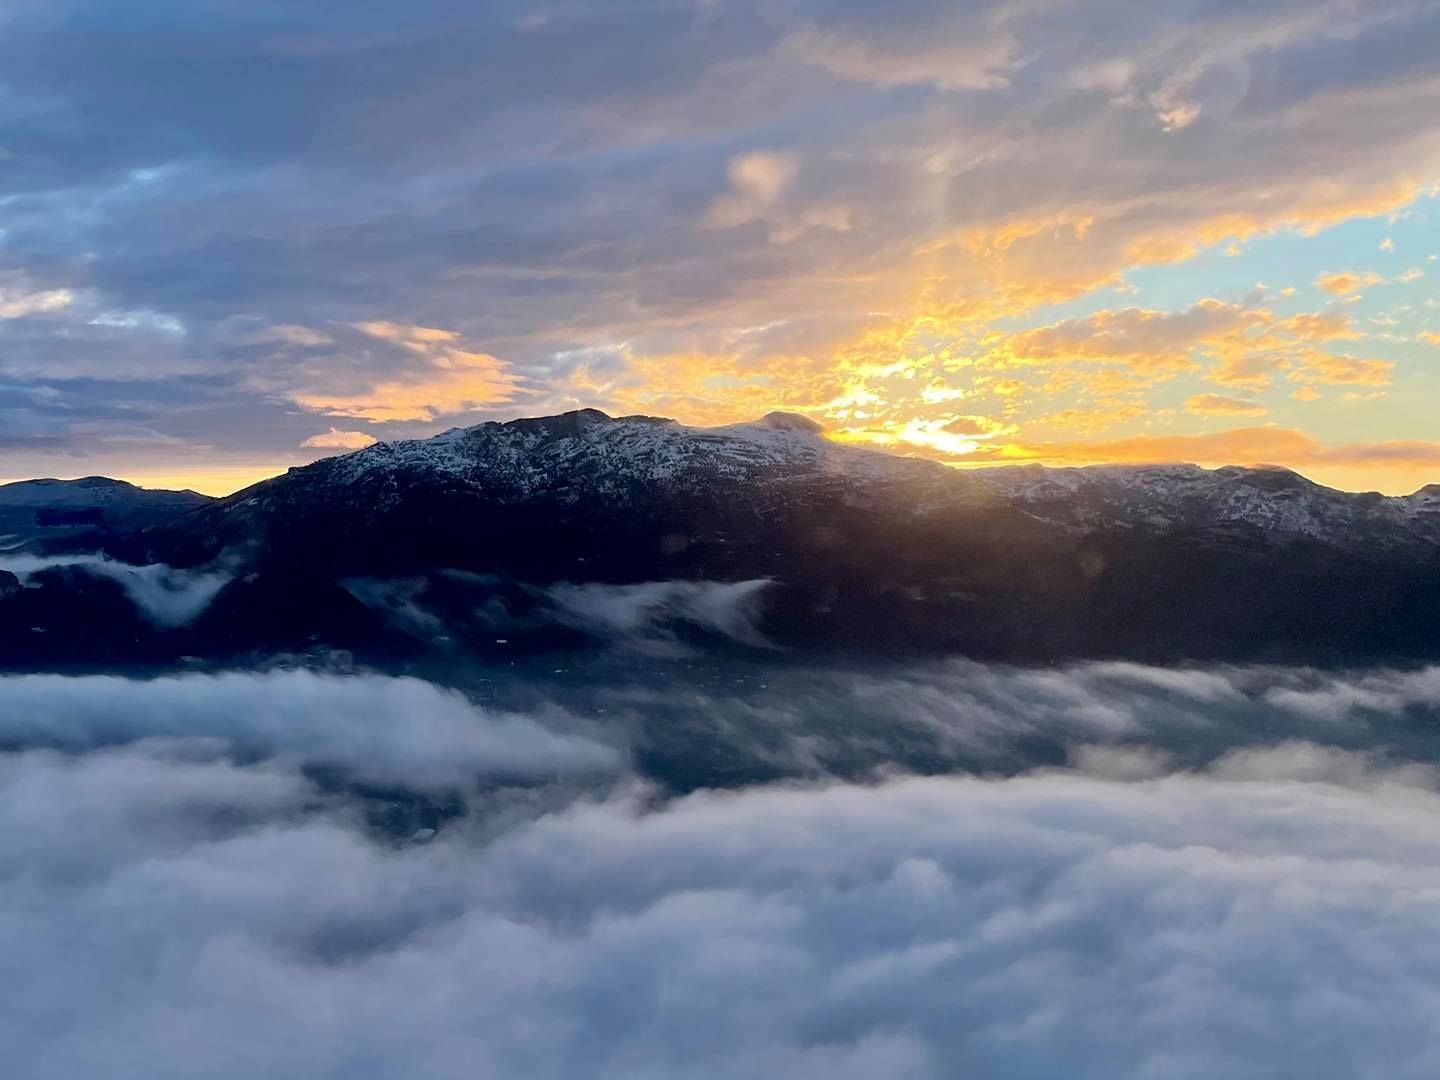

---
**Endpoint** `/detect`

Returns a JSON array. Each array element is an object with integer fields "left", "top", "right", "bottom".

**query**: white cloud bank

[
  {"left": 3, "top": 664, "right": 1440, "bottom": 1077},
  {"left": 3, "top": 749, "right": 1440, "bottom": 1075},
  {"left": 0, "top": 670, "right": 621, "bottom": 788}
]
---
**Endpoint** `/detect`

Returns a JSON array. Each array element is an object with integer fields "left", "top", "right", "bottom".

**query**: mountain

[
  {"left": 976, "top": 463, "right": 1440, "bottom": 548},
  {"left": 4, "top": 410, "right": 1440, "bottom": 668},
  {"left": 0, "top": 476, "right": 212, "bottom": 550}
]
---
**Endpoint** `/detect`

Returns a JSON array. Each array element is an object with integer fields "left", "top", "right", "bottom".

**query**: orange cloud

[
  {"left": 300, "top": 428, "right": 377, "bottom": 450},
  {"left": 1288, "top": 349, "right": 1392, "bottom": 387},
  {"left": 1186, "top": 394, "right": 1266, "bottom": 416},
  {"left": 291, "top": 323, "right": 523, "bottom": 423},
  {"left": 955, "top": 428, "right": 1440, "bottom": 495},
  {"left": 996, "top": 300, "right": 1266, "bottom": 372},
  {"left": 1270, "top": 310, "right": 1360, "bottom": 341},
  {"left": 1316, "top": 271, "right": 1382, "bottom": 296}
]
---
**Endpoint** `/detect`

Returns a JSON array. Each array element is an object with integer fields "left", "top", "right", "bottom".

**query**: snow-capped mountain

[
  {"left": 974, "top": 463, "right": 1440, "bottom": 548},
  {"left": 210, "top": 408, "right": 952, "bottom": 540},
  {"left": 5, "top": 409, "right": 1440, "bottom": 669},
  {"left": 319, "top": 409, "right": 946, "bottom": 493},
  {"left": 177, "top": 409, "right": 1440, "bottom": 559}
]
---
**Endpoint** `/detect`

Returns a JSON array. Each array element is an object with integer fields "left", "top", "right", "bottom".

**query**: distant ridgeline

[{"left": 3, "top": 410, "right": 1440, "bottom": 670}]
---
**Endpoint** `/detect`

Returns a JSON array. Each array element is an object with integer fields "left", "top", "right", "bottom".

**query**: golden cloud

[
  {"left": 289, "top": 323, "right": 523, "bottom": 423},
  {"left": 1316, "top": 271, "right": 1382, "bottom": 296},
  {"left": 995, "top": 301, "right": 1266, "bottom": 372},
  {"left": 953, "top": 428, "right": 1440, "bottom": 495},
  {"left": 1288, "top": 349, "right": 1393, "bottom": 387},
  {"left": 1186, "top": 394, "right": 1267, "bottom": 416},
  {"left": 300, "top": 428, "right": 378, "bottom": 450}
]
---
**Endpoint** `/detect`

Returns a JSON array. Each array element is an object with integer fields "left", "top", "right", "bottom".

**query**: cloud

[
  {"left": 703, "top": 150, "right": 838, "bottom": 242},
  {"left": 4, "top": 660, "right": 1440, "bottom": 1076},
  {"left": 301, "top": 427, "right": 378, "bottom": 450},
  {"left": 1263, "top": 667, "right": 1440, "bottom": 724},
  {"left": 965, "top": 426, "right": 1440, "bottom": 470},
  {"left": 285, "top": 323, "right": 523, "bottom": 423},
  {"left": 562, "top": 659, "right": 1440, "bottom": 787},
  {"left": 707, "top": 152, "right": 797, "bottom": 224},
  {"left": 338, "top": 576, "right": 779, "bottom": 656},
  {"left": 5, "top": 736, "right": 1440, "bottom": 1078},
  {"left": 245, "top": 323, "right": 335, "bottom": 347},
  {"left": 1185, "top": 393, "right": 1266, "bottom": 416},
  {"left": 543, "top": 579, "right": 775, "bottom": 654},
  {"left": 0, "top": 281, "right": 72, "bottom": 319},
  {"left": 784, "top": 24, "right": 1016, "bottom": 91},
  {"left": 1316, "top": 270, "right": 1383, "bottom": 296},
  {"left": 980, "top": 301, "right": 1376, "bottom": 398},
  {"left": 0, "top": 555, "right": 230, "bottom": 627},
  {"left": 996, "top": 301, "right": 1267, "bottom": 373},
  {"left": 3, "top": 0, "right": 1440, "bottom": 482},
  {"left": 1288, "top": 349, "right": 1392, "bottom": 387},
  {"left": 0, "top": 670, "right": 621, "bottom": 789}
]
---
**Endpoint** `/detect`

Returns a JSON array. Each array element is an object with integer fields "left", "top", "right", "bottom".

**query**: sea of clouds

[{"left": 4, "top": 662, "right": 1440, "bottom": 1078}]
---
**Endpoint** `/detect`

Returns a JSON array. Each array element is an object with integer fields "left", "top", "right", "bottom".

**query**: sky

[{"left": 1, "top": 0, "right": 1439, "bottom": 495}]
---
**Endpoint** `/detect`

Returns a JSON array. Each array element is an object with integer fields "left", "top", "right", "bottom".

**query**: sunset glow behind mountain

[{"left": 3, "top": 1, "right": 1438, "bottom": 494}]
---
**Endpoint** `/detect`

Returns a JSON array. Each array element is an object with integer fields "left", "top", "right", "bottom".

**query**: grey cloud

[
  {"left": 569, "top": 660, "right": 1440, "bottom": 785},
  {"left": 341, "top": 576, "right": 778, "bottom": 656},
  {"left": 1264, "top": 666, "right": 1440, "bottom": 722},
  {"left": 1209, "top": 740, "right": 1440, "bottom": 789},
  {"left": 544, "top": 579, "right": 776, "bottom": 653}
]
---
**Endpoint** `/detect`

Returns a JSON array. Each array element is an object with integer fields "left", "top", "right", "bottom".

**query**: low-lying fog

[{"left": 5, "top": 657, "right": 1440, "bottom": 1078}]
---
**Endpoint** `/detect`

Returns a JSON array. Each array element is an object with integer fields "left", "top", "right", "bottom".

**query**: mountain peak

[
  {"left": 496, "top": 408, "right": 613, "bottom": 435},
  {"left": 483, "top": 408, "right": 682, "bottom": 439},
  {"left": 2, "top": 476, "right": 137, "bottom": 493},
  {"left": 748, "top": 411, "right": 825, "bottom": 435}
]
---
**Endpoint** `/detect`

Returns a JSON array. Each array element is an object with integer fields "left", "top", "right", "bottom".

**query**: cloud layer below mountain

[{"left": 5, "top": 661, "right": 1440, "bottom": 1078}]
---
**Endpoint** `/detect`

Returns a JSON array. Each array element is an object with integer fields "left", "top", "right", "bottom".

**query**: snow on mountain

[
  {"left": 969, "top": 462, "right": 1439, "bottom": 547},
  {"left": 236, "top": 410, "right": 946, "bottom": 514},
  {"left": 240, "top": 410, "right": 1438, "bottom": 551}
]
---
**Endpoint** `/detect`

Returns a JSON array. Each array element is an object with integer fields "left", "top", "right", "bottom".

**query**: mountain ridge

[
  {"left": 204, "top": 409, "right": 1439, "bottom": 553},
  {"left": 4, "top": 408, "right": 1439, "bottom": 669}
]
